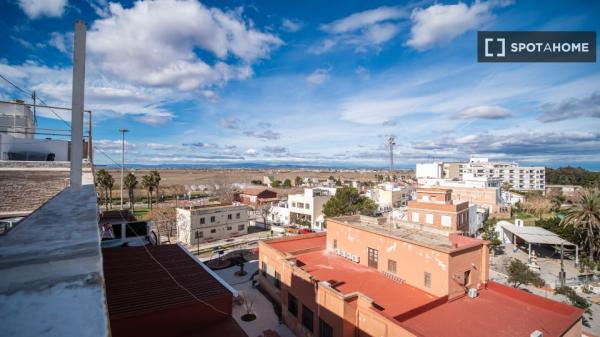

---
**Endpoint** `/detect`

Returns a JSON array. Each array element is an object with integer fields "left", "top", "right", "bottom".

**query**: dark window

[
  {"left": 228, "top": 214, "right": 232, "bottom": 220},
  {"left": 200, "top": 217, "right": 205, "bottom": 224},
  {"left": 125, "top": 222, "right": 148, "bottom": 238},
  {"left": 368, "top": 247, "right": 379, "bottom": 269},
  {"left": 388, "top": 259, "right": 397, "bottom": 274},
  {"left": 301, "top": 305, "right": 314, "bottom": 332},
  {"left": 424, "top": 272, "right": 431, "bottom": 288},
  {"left": 319, "top": 319, "right": 333, "bottom": 337},
  {"left": 464, "top": 270, "right": 471, "bottom": 286},
  {"left": 333, "top": 239, "right": 337, "bottom": 249},
  {"left": 288, "top": 293, "right": 297, "bottom": 316},
  {"left": 112, "top": 224, "right": 122, "bottom": 239},
  {"left": 210, "top": 229, "right": 216, "bottom": 234},
  {"left": 238, "top": 224, "right": 245, "bottom": 231},
  {"left": 262, "top": 261, "right": 267, "bottom": 276},
  {"left": 195, "top": 230, "right": 203, "bottom": 239},
  {"left": 236, "top": 213, "right": 241, "bottom": 219},
  {"left": 210, "top": 216, "right": 216, "bottom": 222},
  {"left": 227, "top": 226, "right": 232, "bottom": 231},
  {"left": 275, "top": 271, "right": 281, "bottom": 289}
]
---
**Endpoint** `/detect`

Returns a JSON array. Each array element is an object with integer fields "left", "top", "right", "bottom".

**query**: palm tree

[
  {"left": 105, "top": 173, "right": 115, "bottom": 209},
  {"left": 95, "top": 169, "right": 109, "bottom": 208},
  {"left": 150, "top": 170, "right": 161, "bottom": 205},
  {"left": 123, "top": 172, "right": 138, "bottom": 211},
  {"left": 141, "top": 174, "right": 154, "bottom": 210},
  {"left": 561, "top": 189, "right": 600, "bottom": 260}
]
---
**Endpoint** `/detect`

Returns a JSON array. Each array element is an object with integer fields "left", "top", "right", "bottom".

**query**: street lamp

[{"left": 119, "top": 129, "right": 128, "bottom": 209}]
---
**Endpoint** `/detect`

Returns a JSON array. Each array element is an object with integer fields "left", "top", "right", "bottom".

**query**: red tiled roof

[
  {"left": 265, "top": 233, "right": 326, "bottom": 254},
  {"left": 241, "top": 187, "right": 273, "bottom": 196},
  {"left": 400, "top": 281, "right": 583, "bottom": 337},
  {"left": 296, "top": 249, "right": 437, "bottom": 317},
  {"left": 102, "top": 245, "right": 231, "bottom": 318}
]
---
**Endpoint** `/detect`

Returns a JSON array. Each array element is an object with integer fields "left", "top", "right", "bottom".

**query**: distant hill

[
  {"left": 546, "top": 166, "right": 600, "bottom": 187},
  {"left": 94, "top": 162, "right": 416, "bottom": 171}
]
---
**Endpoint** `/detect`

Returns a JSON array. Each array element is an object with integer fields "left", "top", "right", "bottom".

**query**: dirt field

[{"left": 106, "top": 168, "right": 414, "bottom": 189}]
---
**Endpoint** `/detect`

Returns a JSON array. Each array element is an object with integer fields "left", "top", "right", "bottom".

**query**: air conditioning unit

[
  {"left": 352, "top": 255, "right": 360, "bottom": 263},
  {"left": 335, "top": 248, "right": 341, "bottom": 255},
  {"left": 467, "top": 288, "right": 478, "bottom": 298}
]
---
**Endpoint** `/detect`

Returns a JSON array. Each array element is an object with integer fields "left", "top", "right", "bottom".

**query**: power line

[{"left": 0, "top": 73, "right": 31, "bottom": 96}]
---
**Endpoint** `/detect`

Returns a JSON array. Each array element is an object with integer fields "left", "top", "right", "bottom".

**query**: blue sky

[{"left": 1, "top": 0, "right": 599, "bottom": 168}]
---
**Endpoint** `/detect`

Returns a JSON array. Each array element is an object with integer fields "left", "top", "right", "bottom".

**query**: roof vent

[
  {"left": 467, "top": 288, "right": 478, "bottom": 298},
  {"left": 530, "top": 330, "right": 543, "bottom": 337}
]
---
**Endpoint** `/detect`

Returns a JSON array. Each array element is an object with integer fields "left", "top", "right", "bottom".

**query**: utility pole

[
  {"left": 387, "top": 135, "right": 396, "bottom": 177},
  {"left": 87, "top": 111, "right": 92, "bottom": 162},
  {"left": 32, "top": 91, "right": 37, "bottom": 126},
  {"left": 119, "top": 129, "right": 128, "bottom": 209},
  {"left": 70, "top": 20, "right": 87, "bottom": 190}
]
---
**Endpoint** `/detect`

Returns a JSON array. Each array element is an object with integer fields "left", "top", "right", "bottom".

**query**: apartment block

[
  {"left": 406, "top": 188, "right": 470, "bottom": 232},
  {"left": 368, "top": 182, "right": 414, "bottom": 212},
  {"left": 176, "top": 204, "right": 250, "bottom": 244},
  {"left": 287, "top": 188, "right": 335, "bottom": 231},
  {"left": 258, "top": 216, "right": 583, "bottom": 337}
]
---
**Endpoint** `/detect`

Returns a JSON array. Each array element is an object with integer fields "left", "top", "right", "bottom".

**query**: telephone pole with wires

[
  {"left": 119, "top": 129, "right": 128, "bottom": 209},
  {"left": 387, "top": 135, "right": 396, "bottom": 175}
]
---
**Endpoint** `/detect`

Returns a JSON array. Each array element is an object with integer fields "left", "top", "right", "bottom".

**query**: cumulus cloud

[
  {"left": 407, "top": 1, "right": 511, "bottom": 50},
  {"left": 87, "top": 0, "right": 282, "bottom": 91},
  {"left": 453, "top": 105, "right": 513, "bottom": 119},
  {"left": 244, "top": 130, "right": 281, "bottom": 140},
  {"left": 18, "top": 0, "right": 67, "bottom": 19},
  {"left": 219, "top": 117, "right": 241, "bottom": 129},
  {"left": 48, "top": 32, "right": 72, "bottom": 54},
  {"left": 312, "top": 6, "right": 406, "bottom": 54},
  {"left": 306, "top": 68, "right": 330, "bottom": 84},
  {"left": 539, "top": 92, "right": 600, "bottom": 123},
  {"left": 245, "top": 148, "right": 258, "bottom": 156},
  {"left": 281, "top": 18, "right": 303, "bottom": 32}
]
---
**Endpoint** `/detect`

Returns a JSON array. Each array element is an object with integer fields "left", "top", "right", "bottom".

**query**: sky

[{"left": 0, "top": 0, "right": 599, "bottom": 169}]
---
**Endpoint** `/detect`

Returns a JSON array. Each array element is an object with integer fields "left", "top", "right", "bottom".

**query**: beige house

[
  {"left": 176, "top": 204, "right": 250, "bottom": 244},
  {"left": 287, "top": 188, "right": 335, "bottom": 231}
]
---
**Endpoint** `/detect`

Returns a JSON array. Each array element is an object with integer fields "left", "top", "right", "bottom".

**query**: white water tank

[{"left": 468, "top": 288, "right": 478, "bottom": 298}]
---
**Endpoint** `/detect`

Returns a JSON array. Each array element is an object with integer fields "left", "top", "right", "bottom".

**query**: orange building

[
  {"left": 407, "top": 188, "right": 470, "bottom": 232},
  {"left": 258, "top": 216, "right": 583, "bottom": 337}
]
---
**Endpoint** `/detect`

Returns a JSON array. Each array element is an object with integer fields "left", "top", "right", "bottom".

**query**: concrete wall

[
  {"left": 0, "top": 133, "right": 70, "bottom": 161},
  {"left": 0, "top": 169, "right": 69, "bottom": 214},
  {"left": 406, "top": 200, "right": 469, "bottom": 232}
]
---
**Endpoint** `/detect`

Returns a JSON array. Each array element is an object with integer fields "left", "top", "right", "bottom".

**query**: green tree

[
  {"left": 271, "top": 180, "right": 282, "bottom": 188},
  {"left": 481, "top": 219, "right": 501, "bottom": 255},
  {"left": 561, "top": 189, "right": 600, "bottom": 260},
  {"left": 95, "top": 169, "right": 114, "bottom": 209},
  {"left": 506, "top": 258, "right": 545, "bottom": 289},
  {"left": 283, "top": 179, "right": 292, "bottom": 188},
  {"left": 555, "top": 285, "right": 592, "bottom": 314},
  {"left": 141, "top": 174, "right": 155, "bottom": 210},
  {"left": 551, "top": 194, "right": 566, "bottom": 212},
  {"left": 295, "top": 176, "right": 303, "bottom": 187},
  {"left": 150, "top": 170, "right": 161, "bottom": 204},
  {"left": 123, "top": 172, "right": 138, "bottom": 211},
  {"left": 502, "top": 181, "right": 512, "bottom": 192},
  {"left": 323, "top": 187, "right": 377, "bottom": 217}
]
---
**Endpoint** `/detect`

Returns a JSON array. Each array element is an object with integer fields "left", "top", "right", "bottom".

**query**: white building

[
  {"left": 418, "top": 157, "right": 545, "bottom": 191},
  {"left": 287, "top": 187, "right": 336, "bottom": 231},
  {"left": 176, "top": 204, "right": 250, "bottom": 245},
  {"left": 367, "top": 182, "right": 414, "bottom": 212},
  {"left": 269, "top": 200, "right": 291, "bottom": 225},
  {"left": 416, "top": 162, "right": 444, "bottom": 179},
  {"left": 0, "top": 100, "right": 71, "bottom": 161}
]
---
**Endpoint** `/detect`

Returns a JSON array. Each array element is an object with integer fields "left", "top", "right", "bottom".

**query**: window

[
  {"left": 333, "top": 239, "right": 337, "bottom": 249},
  {"left": 412, "top": 212, "right": 420, "bottom": 222},
  {"left": 227, "top": 226, "right": 232, "bottom": 231},
  {"left": 210, "top": 216, "right": 216, "bottom": 222},
  {"left": 288, "top": 293, "right": 298, "bottom": 316},
  {"left": 262, "top": 261, "right": 267, "bottom": 276},
  {"left": 125, "top": 222, "right": 148, "bottom": 237},
  {"left": 200, "top": 217, "right": 205, "bottom": 224},
  {"left": 305, "top": 204, "right": 310, "bottom": 210},
  {"left": 292, "top": 202, "right": 296, "bottom": 207},
  {"left": 275, "top": 271, "right": 281, "bottom": 289},
  {"left": 425, "top": 213, "right": 434, "bottom": 224},
  {"left": 424, "top": 272, "right": 431, "bottom": 288},
  {"left": 441, "top": 215, "right": 451, "bottom": 227},
  {"left": 228, "top": 214, "right": 232, "bottom": 220},
  {"left": 236, "top": 212, "right": 240, "bottom": 219},
  {"left": 195, "top": 230, "right": 203, "bottom": 239},
  {"left": 301, "top": 305, "right": 314, "bottom": 332},
  {"left": 238, "top": 224, "right": 245, "bottom": 231},
  {"left": 319, "top": 319, "right": 333, "bottom": 337},
  {"left": 368, "top": 247, "right": 379, "bottom": 269},
  {"left": 210, "top": 229, "right": 216, "bottom": 234},
  {"left": 388, "top": 259, "right": 397, "bottom": 274}
]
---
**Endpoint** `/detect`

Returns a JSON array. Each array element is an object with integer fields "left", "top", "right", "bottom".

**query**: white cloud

[
  {"left": 321, "top": 6, "right": 405, "bottom": 34},
  {"left": 355, "top": 66, "right": 370, "bottom": 80},
  {"left": 219, "top": 117, "right": 241, "bottom": 129},
  {"left": 48, "top": 32, "right": 72, "bottom": 54},
  {"left": 18, "top": 0, "right": 67, "bottom": 19},
  {"left": 454, "top": 105, "right": 513, "bottom": 119},
  {"left": 281, "top": 18, "right": 303, "bottom": 32},
  {"left": 407, "top": 1, "right": 510, "bottom": 50},
  {"left": 87, "top": 0, "right": 282, "bottom": 91},
  {"left": 245, "top": 148, "right": 257, "bottom": 156},
  {"left": 306, "top": 68, "right": 330, "bottom": 85},
  {"left": 314, "top": 6, "right": 406, "bottom": 53}
]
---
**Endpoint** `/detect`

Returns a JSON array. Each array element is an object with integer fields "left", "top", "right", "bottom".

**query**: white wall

[
  {"left": 0, "top": 133, "right": 69, "bottom": 161},
  {"left": 416, "top": 162, "right": 443, "bottom": 179}
]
